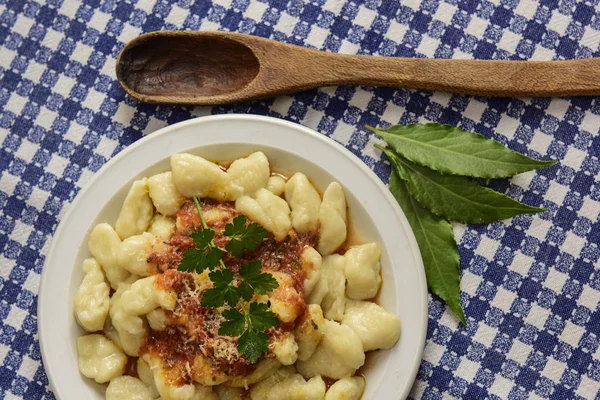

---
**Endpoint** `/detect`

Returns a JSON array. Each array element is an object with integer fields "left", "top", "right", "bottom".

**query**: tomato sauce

[{"left": 141, "top": 199, "right": 317, "bottom": 386}]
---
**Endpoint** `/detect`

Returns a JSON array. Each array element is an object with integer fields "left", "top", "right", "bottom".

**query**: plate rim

[{"left": 38, "top": 114, "right": 428, "bottom": 399}]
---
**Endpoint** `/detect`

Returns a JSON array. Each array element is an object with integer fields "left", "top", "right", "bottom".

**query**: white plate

[{"left": 38, "top": 114, "right": 428, "bottom": 400}]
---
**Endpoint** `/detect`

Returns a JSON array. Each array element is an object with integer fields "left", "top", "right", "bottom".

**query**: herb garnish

[
  {"left": 177, "top": 196, "right": 279, "bottom": 363},
  {"left": 371, "top": 123, "right": 556, "bottom": 324}
]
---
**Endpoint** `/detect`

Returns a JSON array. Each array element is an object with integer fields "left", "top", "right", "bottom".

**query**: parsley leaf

[
  {"left": 177, "top": 228, "right": 222, "bottom": 273},
  {"left": 248, "top": 302, "right": 279, "bottom": 331},
  {"left": 190, "top": 229, "right": 215, "bottom": 249},
  {"left": 238, "top": 260, "right": 279, "bottom": 297},
  {"left": 224, "top": 215, "right": 268, "bottom": 257},
  {"left": 178, "top": 245, "right": 222, "bottom": 273},
  {"left": 178, "top": 248, "right": 206, "bottom": 273},
  {"left": 218, "top": 308, "right": 246, "bottom": 337},
  {"left": 178, "top": 246, "right": 222, "bottom": 273},
  {"left": 238, "top": 328, "right": 270, "bottom": 364},
  {"left": 201, "top": 269, "right": 240, "bottom": 307}
]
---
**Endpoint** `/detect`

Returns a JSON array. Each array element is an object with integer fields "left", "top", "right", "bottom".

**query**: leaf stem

[
  {"left": 193, "top": 194, "right": 227, "bottom": 269},
  {"left": 238, "top": 299, "right": 252, "bottom": 330},
  {"left": 193, "top": 195, "right": 209, "bottom": 229}
]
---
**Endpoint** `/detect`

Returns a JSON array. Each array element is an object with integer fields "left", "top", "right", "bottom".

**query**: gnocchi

[
  {"left": 115, "top": 178, "right": 155, "bottom": 240},
  {"left": 137, "top": 358, "right": 160, "bottom": 398},
  {"left": 74, "top": 258, "right": 110, "bottom": 332},
  {"left": 106, "top": 376, "right": 156, "bottom": 400},
  {"left": 118, "top": 232, "right": 169, "bottom": 276},
  {"left": 88, "top": 223, "right": 129, "bottom": 289},
  {"left": 171, "top": 153, "right": 242, "bottom": 201},
  {"left": 77, "top": 151, "right": 401, "bottom": 400},
  {"left": 249, "top": 365, "right": 297, "bottom": 400},
  {"left": 266, "top": 175, "right": 286, "bottom": 196},
  {"left": 295, "top": 305, "right": 326, "bottom": 361},
  {"left": 324, "top": 377, "right": 365, "bottom": 400},
  {"left": 267, "top": 374, "right": 326, "bottom": 400},
  {"left": 320, "top": 254, "right": 346, "bottom": 321},
  {"left": 214, "top": 385, "right": 243, "bottom": 400},
  {"left": 77, "top": 334, "right": 127, "bottom": 383},
  {"left": 108, "top": 280, "right": 147, "bottom": 356},
  {"left": 342, "top": 300, "right": 401, "bottom": 352},
  {"left": 148, "top": 213, "right": 176, "bottom": 242},
  {"left": 272, "top": 331, "right": 299, "bottom": 365},
  {"left": 297, "top": 320, "right": 364, "bottom": 380},
  {"left": 285, "top": 173, "right": 321, "bottom": 233},
  {"left": 147, "top": 171, "right": 185, "bottom": 216},
  {"left": 145, "top": 355, "right": 220, "bottom": 399},
  {"left": 317, "top": 182, "right": 347, "bottom": 256},
  {"left": 344, "top": 243, "right": 382, "bottom": 300},
  {"left": 227, "top": 151, "right": 270, "bottom": 196},
  {"left": 235, "top": 189, "right": 292, "bottom": 241},
  {"left": 111, "top": 276, "right": 176, "bottom": 337}
]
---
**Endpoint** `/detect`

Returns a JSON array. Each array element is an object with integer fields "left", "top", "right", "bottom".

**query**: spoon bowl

[
  {"left": 117, "top": 31, "right": 600, "bottom": 105},
  {"left": 118, "top": 33, "right": 260, "bottom": 98}
]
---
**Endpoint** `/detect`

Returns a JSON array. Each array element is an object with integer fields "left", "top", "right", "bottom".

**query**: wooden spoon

[{"left": 116, "top": 31, "right": 600, "bottom": 105}]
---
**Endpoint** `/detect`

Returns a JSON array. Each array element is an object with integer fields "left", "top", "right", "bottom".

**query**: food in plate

[{"left": 74, "top": 151, "right": 401, "bottom": 400}]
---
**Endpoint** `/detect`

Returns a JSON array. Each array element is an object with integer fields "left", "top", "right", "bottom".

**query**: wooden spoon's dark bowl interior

[{"left": 117, "top": 35, "right": 260, "bottom": 98}]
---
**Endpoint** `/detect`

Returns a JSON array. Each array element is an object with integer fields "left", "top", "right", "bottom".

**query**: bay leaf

[
  {"left": 381, "top": 147, "right": 545, "bottom": 224},
  {"left": 389, "top": 170, "right": 465, "bottom": 324},
  {"left": 370, "top": 123, "right": 556, "bottom": 179}
]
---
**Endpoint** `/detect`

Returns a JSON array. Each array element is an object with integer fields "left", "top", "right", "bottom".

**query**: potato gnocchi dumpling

[
  {"left": 144, "top": 355, "right": 220, "bottom": 399},
  {"left": 171, "top": 153, "right": 242, "bottom": 201},
  {"left": 268, "top": 271, "right": 304, "bottom": 323},
  {"left": 320, "top": 254, "right": 346, "bottom": 321},
  {"left": 266, "top": 175, "right": 286, "bottom": 196},
  {"left": 148, "top": 213, "right": 176, "bottom": 242},
  {"left": 88, "top": 223, "right": 129, "bottom": 289},
  {"left": 325, "top": 376, "right": 365, "bottom": 400},
  {"left": 118, "top": 232, "right": 170, "bottom": 276},
  {"left": 111, "top": 276, "right": 176, "bottom": 337},
  {"left": 74, "top": 258, "right": 110, "bottom": 332},
  {"left": 225, "top": 359, "right": 283, "bottom": 388},
  {"left": 317, "top": 182, "right": 347, "bottom": 256},
  {"left": 301, "top": 247, "right": 322, "bottom": 297},
  {"left": 108, "top": 280, "right": 147, "bottom": 356},
  {"left": 214, "top": 385, "right": 243, "bottom": 400},
  {"left": 342, "top": 300, "right": 401, "bottom": 352},
  {"left": 249, "top": 365, "right": 297, "bottom": 400},
  {"left": 297, "top": 320, "right": 364, "bottom": 380},
  {"left": 137, "top": 358, "right": 160, "bottom": 398},
  {"left": 295, "top": 304, "right": 326, "bottom": 361},
  {"left": 235, "top": 189, "right": 292, "bottom": 241},
  {"left": 271, "top": 331, "right": 299, "bottom": 365},
  {"left": 227, "top": 151, "right": 270, "bottom": 196},
  {"left": 77, "top": 334, "right": 127, "bottom": 383},
  {"left": 146, "top": 308, "right": 168, "bottom": 331},
  {"left": 148, "top": 171, "right": 185, "bottom": 216},
  {"left": 267, "top": 374, "right": 326, "bottom": 400},
  {"left": 344, "top": 243, "right": 382, "bottom": 300},
  {"left": 105, "top": 376, "right": 156, "bottom": 400},
  {"left": 285, "top": 173, "right": 321, "bottom": 233},
  {"left": 77, "top": 151, "right": 401, "bottom": 400},
  {"left": 115, "top": 178, "right": 154, "bottom": 240}
]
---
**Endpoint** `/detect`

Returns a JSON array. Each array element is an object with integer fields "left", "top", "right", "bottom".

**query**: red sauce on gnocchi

[{"left": 141, "top": 200, "right": 317, "bottom": 386}]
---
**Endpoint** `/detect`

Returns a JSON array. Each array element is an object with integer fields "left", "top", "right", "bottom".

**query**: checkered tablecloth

[{"left": 1, "top": 0, "right": 600, "bottom": 399}]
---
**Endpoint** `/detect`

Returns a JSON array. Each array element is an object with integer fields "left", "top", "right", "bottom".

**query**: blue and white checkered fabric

[{"left": 1, "top": 0, "right": 600, "bottom": 398}]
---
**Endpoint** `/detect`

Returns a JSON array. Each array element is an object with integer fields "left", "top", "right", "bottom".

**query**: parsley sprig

[{"left": 177, "top": 196, "right": 279, "bottom": 363}]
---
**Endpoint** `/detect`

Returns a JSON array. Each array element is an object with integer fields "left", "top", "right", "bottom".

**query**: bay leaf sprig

[
  {"left": 177, "top": 196, "right": 279, "bottom": 363},
  {"left": 389, "top": 170, "right": 464, "bottom": 323},
  {"left": 381, "top": 147, "right": 545, "bottom": 224},
  {"left": 371, "top": 123, "right": 555, "bottom": 178},
  {"left": 372, "top": 123, "right": 556, "bottom": 324}
]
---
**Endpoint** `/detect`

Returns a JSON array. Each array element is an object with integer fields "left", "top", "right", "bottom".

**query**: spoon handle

[
  {"left": 311, "top": 54, "right": 600, "bottom": 97},
  {"left": 237, "top": 33, "right": 600, "bottom": 98}
]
